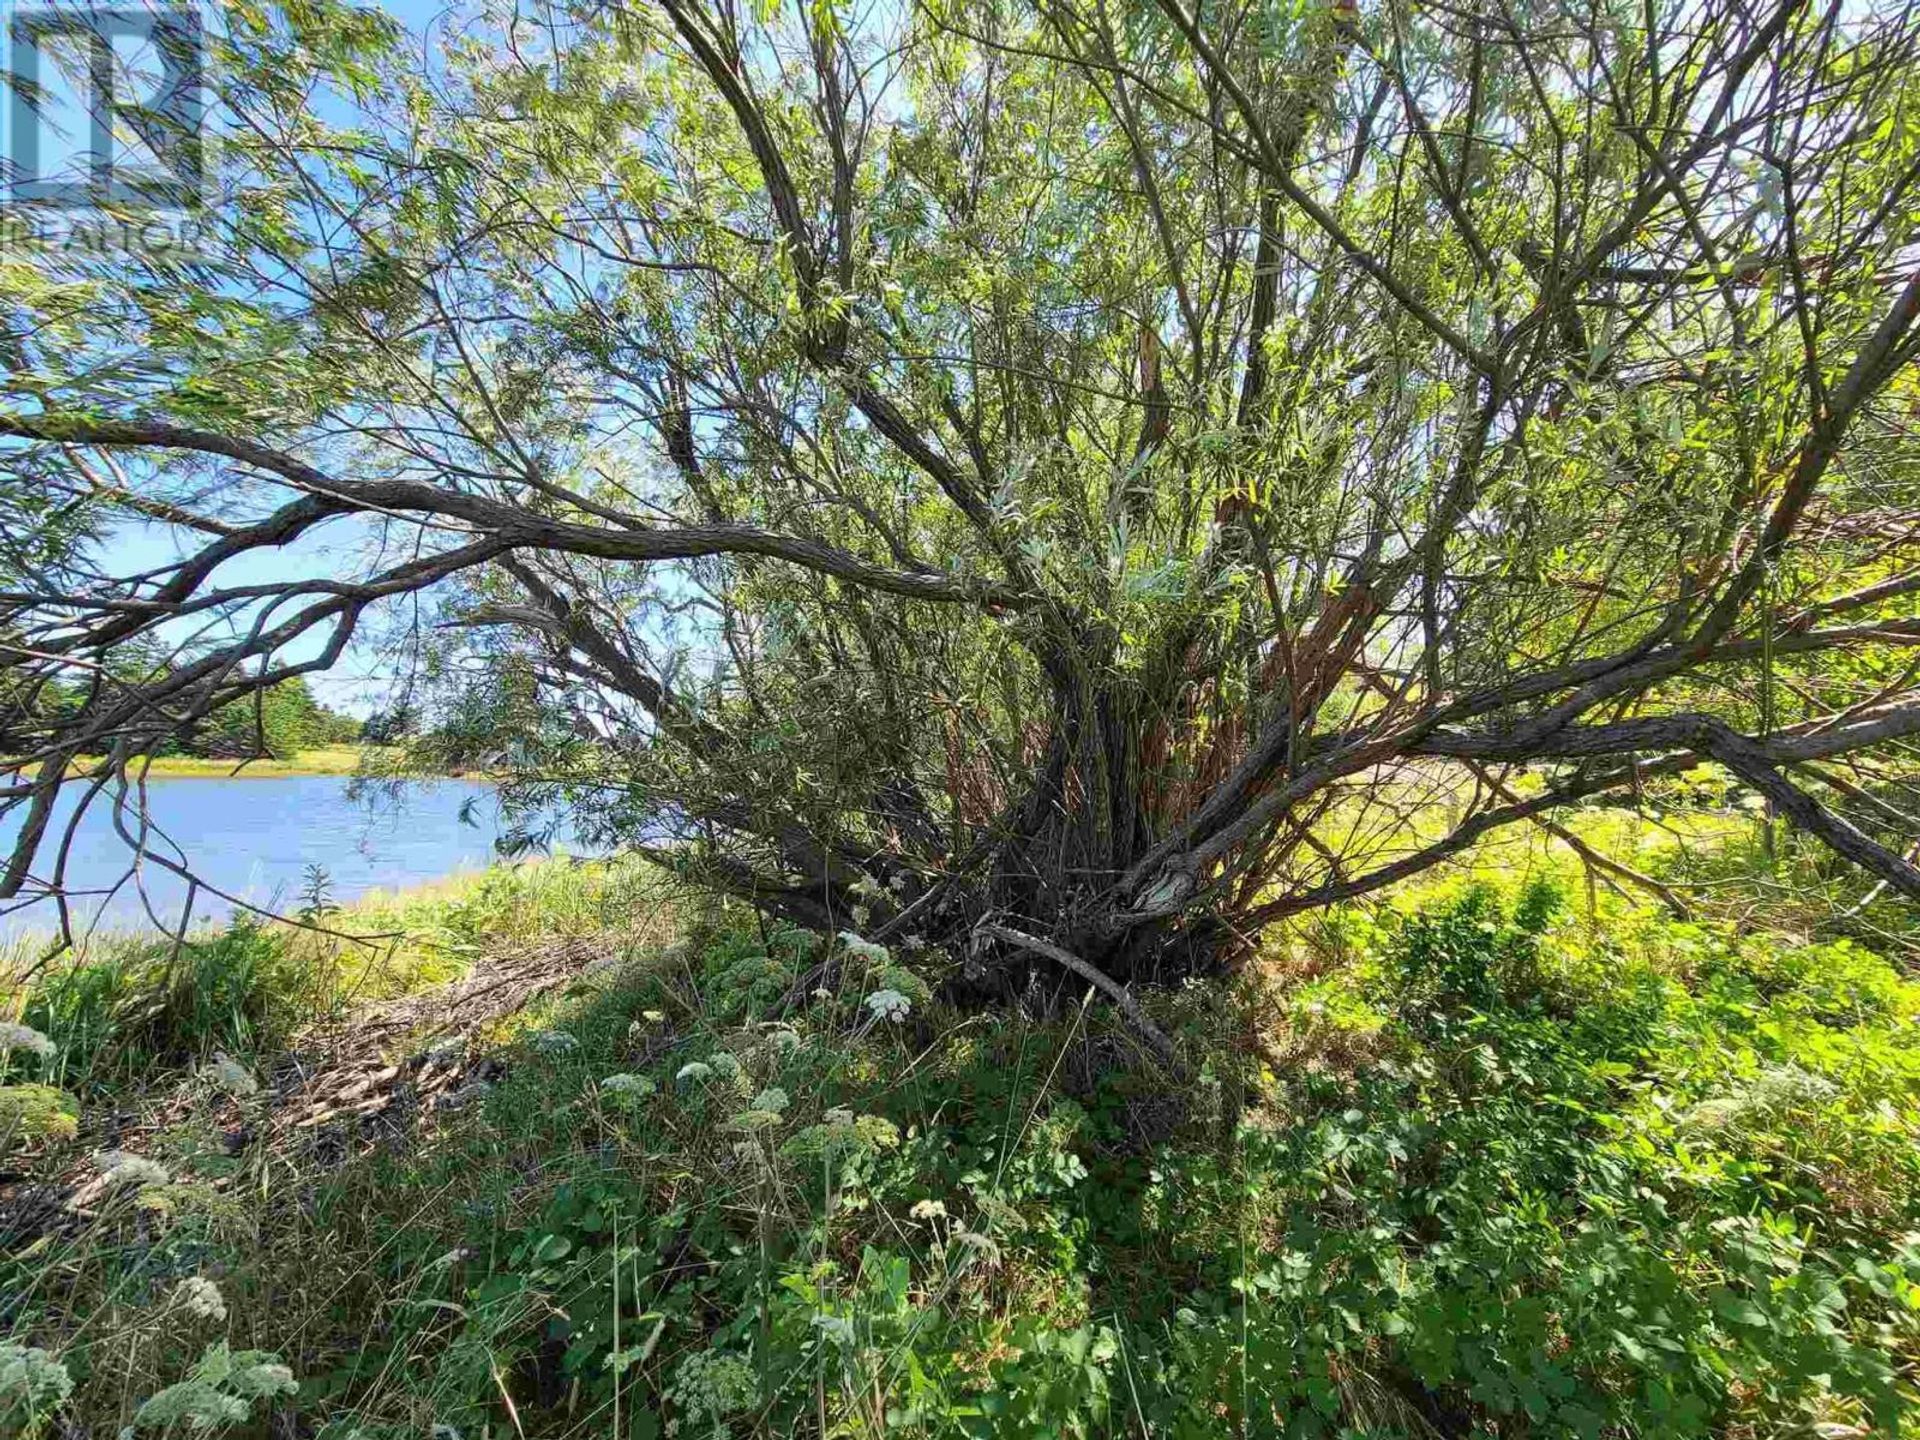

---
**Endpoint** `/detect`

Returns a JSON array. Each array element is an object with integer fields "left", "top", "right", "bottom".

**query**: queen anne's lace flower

[
  {"left": 601, "top": 1073, "right": 657, "bottom": 1102},
  {"left": 666, "top": 1349, "right": 756, "bottom": 1434},
  {"left": 128, "top": 1342, "right": 296, "bottom": 1432},
  {"left": 864, "top": 988, "right": 911, "bottom": 1023},
  {"left": 749, "top": 1086, "right": 789, "bottom": 1114},
  {"left": 909, "top": 1198, "right": 948, "bottom": 1221},
  {"left": 675, "top": 1061, "right": 714, "bottom": 1086},
  {"left": 0, "top": 1022, "right": 56, "bottom": 1059},
  {"left": 951, "top": 1228, "right": 1003, "bottom": 1264},
  {"left": 173, "top": 1276, "right": 227, "bottom": 1322},
  {"left": 837, "top": 932, "right": 890, "bottom": 965},
  {"left": 226, "top": 1359, "right": 295, "bottom": 1398},
  {"left": 527, "top": 1030, "right": 579, "bottom": 1057},
  {"left": 95, "top": 1150, "right": 170, "bottom": 1189},
  {"left": 131, "top": 1382, "right": 249, "bottom": 1430}
]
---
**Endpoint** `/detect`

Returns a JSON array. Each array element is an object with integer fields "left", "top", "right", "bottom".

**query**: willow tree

[{"left": 4, "top": 0, "right": 1920, "bottom": 989}]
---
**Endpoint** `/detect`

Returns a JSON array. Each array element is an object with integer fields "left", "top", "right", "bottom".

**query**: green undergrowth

[
  {"left": 5, "top": 844, "right": 1920, "bottom": 1437},
  {"left": 2, "top": 857, "right": 670, "bottom": 1095}
]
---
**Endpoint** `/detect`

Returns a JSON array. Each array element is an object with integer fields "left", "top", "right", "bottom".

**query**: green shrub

[{"left": 24, "top": 919, "right": 290, "bottom": 1085}]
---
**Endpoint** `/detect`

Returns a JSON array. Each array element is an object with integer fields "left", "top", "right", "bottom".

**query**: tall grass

[{"left": 2, "top": 856, "right": 673, "bottom": 1095}]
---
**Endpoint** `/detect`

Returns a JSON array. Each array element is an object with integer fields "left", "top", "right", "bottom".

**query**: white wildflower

[
  {"left": 888, "top": 872, "right": 910, "bottom": 893},
  {"left": 837, "top": 932, "right": 890, "bottom": 966},
  {"left": 0, "top": 1341, "right": 73, "bottom": 1419},
  {"left": 864, "top": 988, "right": 911, "bottom": 1023},
  {"left": 128, "top": 1341, "right": 295, "bottom": 1432},
  {"left": 666, "top": 1350, "right": 756, "bottom": 1431},
  {"left": 851, "top": 904, "right": 872, "bottom": 929},
  {"left": 601, "top": 1073, "right": 657, "bottom": 1103},
  {"left": 226, "top": 1358, "right": 295, "bottom": 1398},
  {"left": 527, "top": 1030, "right": 579, "bottom": 1057},
  {"left": 706, "top": 1051, "right": 743, "bottom": 1082},
  {"left": 199, "top": 1052, "right": 258, "bottom": 1097},
  {"left": 950, "top": 1228, "right": 1003, "bottom": 1265},
  {"left": 95, "top": 1151, "right": 170, "bottom": 1190},
  {"left": 131, "top": 1382, "right": 249, "bottom": 1430},
  {"left": 675, "top": 1061, "right": 714, "bottom": 1086},
  {"left": 749, "top": 1087, "right": 789, "bottom": 1114},
  {"left": 172, "top": 1276, "right": 227, "bottom": 1322},
  {"left": 824, "top": 1106, "right": 855, "bottom": 1128},
  {"left": 0, "top": 1022, "right": 56, "bottom": 1060},
  {"left": 909, "top": 1198, "right": 948, "bottom": 1222},
  {"left": 766, "top": 1027, "right": 802, "bottom": 1055}
]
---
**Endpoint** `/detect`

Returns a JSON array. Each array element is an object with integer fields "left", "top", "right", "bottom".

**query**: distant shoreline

[{"left": 16, "top": 745, "right": 454, "bottom": 780}]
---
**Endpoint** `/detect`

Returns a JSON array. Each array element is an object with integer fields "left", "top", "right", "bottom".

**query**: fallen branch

[{"left": 973, "top": 919, "right": 1182, "bottom": 1070}]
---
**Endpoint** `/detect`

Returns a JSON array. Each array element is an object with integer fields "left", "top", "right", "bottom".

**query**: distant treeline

[{"left": 2, "top": 675, "right": 363, "bottom": 760}]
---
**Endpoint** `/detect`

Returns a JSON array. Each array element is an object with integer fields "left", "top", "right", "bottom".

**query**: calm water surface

[{"left": 2, "top": 776, "right": 544, "bottom": 937}]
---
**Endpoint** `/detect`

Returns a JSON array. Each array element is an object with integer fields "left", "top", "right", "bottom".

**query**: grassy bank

[
  {"left": 6, "top": 746, "right": 386, "bottom": 781},
  {"left": 4, "top": 823, "right": 1919, "bottom": 1437},
  {"left": 111, "top": 745, "right": 374, "bottom": 778},
  {"left": 1, "top": 857, "right": 672, "bottom": 1093}
]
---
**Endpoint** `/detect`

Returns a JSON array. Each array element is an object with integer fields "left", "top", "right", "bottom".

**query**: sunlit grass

[
  {"left": 6, "top": 744, "right": 388, "bottom": 781},
  {"left": 1, "top": 856, "right": 675, "bottom": 1086}
]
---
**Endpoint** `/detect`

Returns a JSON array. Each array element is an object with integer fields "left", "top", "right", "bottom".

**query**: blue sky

[{"left": 98, "top": 515, "right": 395, "bottom": 714}]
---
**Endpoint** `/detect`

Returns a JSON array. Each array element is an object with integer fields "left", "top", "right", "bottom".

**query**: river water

[{"left": 1, "top": 775, "right": 533, "bottom": 937}]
